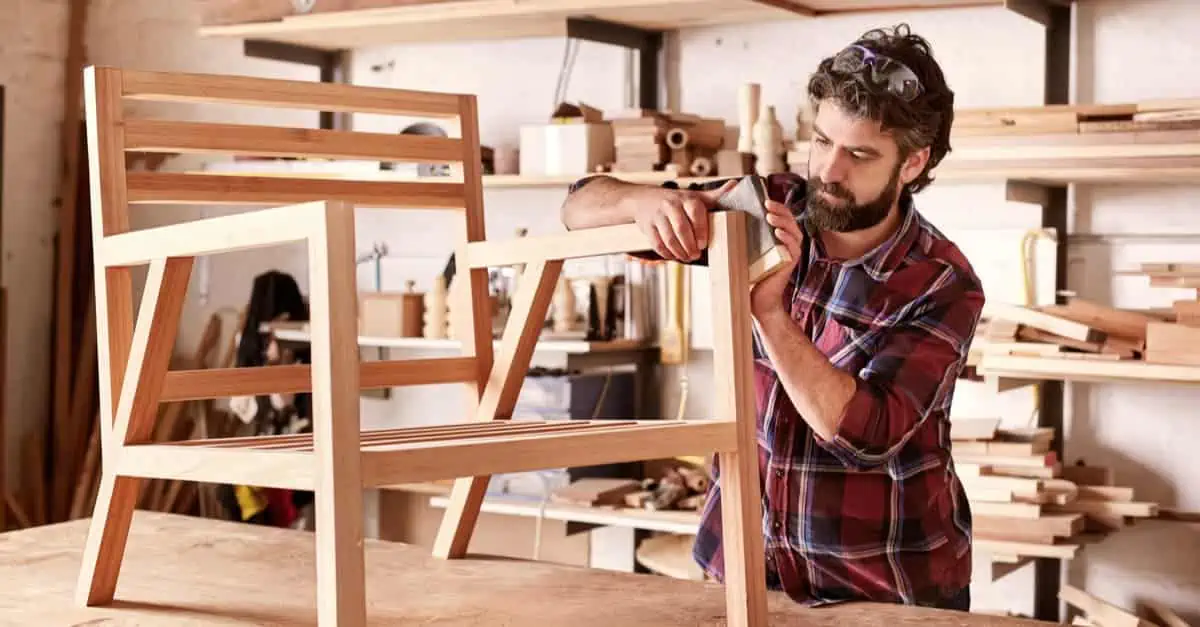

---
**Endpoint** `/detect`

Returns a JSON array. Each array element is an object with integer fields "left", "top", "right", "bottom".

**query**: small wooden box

[
  {"left": 360, "top": 287, "right": 423, "bottom": 338},
  {"left": 519, "top": 123, "right": 614, "bottom": 176}
]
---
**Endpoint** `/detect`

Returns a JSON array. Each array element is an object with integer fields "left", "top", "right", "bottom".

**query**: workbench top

[{"left": 0, "top": 512, "right": 1048, "bottom": 625}]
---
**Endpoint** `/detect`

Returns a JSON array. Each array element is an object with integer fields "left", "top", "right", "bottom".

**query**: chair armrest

[{"left": 462, "top": 223, "right": 651, "bottom": 268}]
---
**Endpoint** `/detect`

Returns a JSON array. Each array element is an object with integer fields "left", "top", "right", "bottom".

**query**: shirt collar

[{"left": 798, "top": 189, "right": 920, "bottom": 281}]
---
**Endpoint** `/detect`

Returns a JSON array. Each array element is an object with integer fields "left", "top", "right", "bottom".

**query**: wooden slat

[
  {"left": 466, "top": 223, "right": 649, "bottom": 267},
  {"left": 975, "top": 538, "right": 1078, "bottom": 560},
  {"left": 124, "top": 119, "right": 465, "bottom": 163},
  {"left": 159, "top": 357, "right": 478, "bottom": 401},
  {"left": 117, "top": 445, "right": 313, "bottom": 490},
  {"left": 1060, "top": 585, "right": 1154, "bottom": 627},
  {"left": 433, "top": 255, "right": 563, "bottom": 558},
  {"left": 126, "top": 172, "right": 465, "bottom": 209},
  {"left": 985, "top": 302, "right": 1102, "bottom": 343},
  {"left": 174, "top": 418, "right": 566, "bottom": 448},
  {"left": 99, "top": 201, "right": 320, "bottom": 266},
  {"left": 974, "top": 513, "right": 1084, "bottom": 537},
  {"left": 363, "top": 420, "right": 737, "bottom": 486},
  {"left": 263, "top": 420, "right": 638, "bottom": 452},
  {"left": 120, "top": 68, "right": 463, "bottom": 118}
]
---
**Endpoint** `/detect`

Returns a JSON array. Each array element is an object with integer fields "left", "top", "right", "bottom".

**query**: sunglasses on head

[{"left": 831, "top": 44, "right": 924, "bottom": 102}]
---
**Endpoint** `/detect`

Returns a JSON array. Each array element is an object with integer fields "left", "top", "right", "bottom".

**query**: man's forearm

[
  {"left": 754, "top": 309, "right": 857, "bottom": 441},
  {"left": 560, "top": 175, "right": 665, "bottom": 230}
]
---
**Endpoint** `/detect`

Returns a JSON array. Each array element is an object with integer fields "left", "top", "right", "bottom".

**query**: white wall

[{"left": 5, "top": 0, "right": 1198, "bottom": 620}]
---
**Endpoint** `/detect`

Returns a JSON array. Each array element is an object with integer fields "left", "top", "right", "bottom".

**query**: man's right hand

[{"left": 632, "top": 179, "right": 738, "bottom": 262}]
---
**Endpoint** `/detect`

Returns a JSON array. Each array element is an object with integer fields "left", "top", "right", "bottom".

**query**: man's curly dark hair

[{"left": 806, "top": 24, "right": 955, "bottom": 195}]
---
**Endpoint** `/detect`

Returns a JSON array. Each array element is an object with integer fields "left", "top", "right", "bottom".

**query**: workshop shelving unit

[{"left": 197, "top": 0, "right": 1178, "bottom": 622}]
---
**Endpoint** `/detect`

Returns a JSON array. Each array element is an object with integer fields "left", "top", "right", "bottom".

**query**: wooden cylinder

[
  {"left": 665, "top": 127, "right": 689, "bottom": 150},
  {"left": 737, "top": 83, "right": 761, "bottom": 152},
  {"left": 689, "top": 156, "right": 713, "bottom": 177}
]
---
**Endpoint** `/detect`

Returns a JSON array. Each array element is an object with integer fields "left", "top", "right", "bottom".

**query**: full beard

[{"left": 804, "top": 164, "right": 901, "bottom": 233}]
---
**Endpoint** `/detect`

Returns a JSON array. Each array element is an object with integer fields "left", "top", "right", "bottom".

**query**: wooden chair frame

[{"left": 77, "top": 66, "right": 768, "bottom": 626}]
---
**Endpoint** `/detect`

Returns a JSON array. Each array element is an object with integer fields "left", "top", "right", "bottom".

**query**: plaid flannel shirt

[{"left": 568, "top": 172, "right": 983, "bottom": 607}]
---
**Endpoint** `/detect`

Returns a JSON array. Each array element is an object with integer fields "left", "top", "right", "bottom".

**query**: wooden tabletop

[{"left": 0, "top": 511, "right": 1049, "bottom": 626}]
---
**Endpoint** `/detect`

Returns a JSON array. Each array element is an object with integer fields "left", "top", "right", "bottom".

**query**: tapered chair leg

[
  {"left": 307, "top": 202, "right": 367, "bottom": 626},
  {"left": 708, "top": 213, "right": 769, "bottom": 627}
]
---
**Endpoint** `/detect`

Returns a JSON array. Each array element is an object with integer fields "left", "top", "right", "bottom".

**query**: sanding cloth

[{"left": 712, "top": 174, "right": 791, "bottom": 282}]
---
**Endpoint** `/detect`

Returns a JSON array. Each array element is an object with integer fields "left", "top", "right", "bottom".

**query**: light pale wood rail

[
  {"left": 159, "top": 358, "right": 479, "bottom": 401},
  {"left": 465, "top": 223, "right": 650, "bottom": 267},
  {"left": 127, "top": 172, "right": 466, "bottom": 208},
  {"left": 124, "top": 119, "right": 466, "bottom": 163},
  {"left": 120, "top": 68, "right": 464, "bottom": 118}
]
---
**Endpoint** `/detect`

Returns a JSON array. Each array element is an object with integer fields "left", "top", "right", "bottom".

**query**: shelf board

[
  {"left": 272, "top": 327, "right": 655, "bottom": 354},
  {"left": 198, "top": 0, "right": 997, "bottom": 50},
  {"left": 977, "top": 354, "right": 1200, "bottom": 385},
  {"left": 795, "top": 129, "right": 1200, "bottom": 185}
]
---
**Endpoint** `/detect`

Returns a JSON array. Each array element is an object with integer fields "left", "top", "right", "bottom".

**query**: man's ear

[{"left": 900, "top": 146, "right": 930, "bottom": 186}]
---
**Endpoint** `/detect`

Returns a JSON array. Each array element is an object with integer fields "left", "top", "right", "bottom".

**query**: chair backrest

[{"left": 82, "top": 66, "right": 496, "bottom": 440}]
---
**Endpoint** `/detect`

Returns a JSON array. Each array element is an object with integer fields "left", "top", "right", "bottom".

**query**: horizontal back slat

[
  {"left": 120, "top": 68, "right": 464, "bottom": 118},
  {"left": 161, "top": 358, "right": 478, "bottom": 401},
  {"left": 127, "top": 172, "right": 466, "bottom": 208},
  {"left": 124, "top": 119, "right": 466, "bottom": 163}
]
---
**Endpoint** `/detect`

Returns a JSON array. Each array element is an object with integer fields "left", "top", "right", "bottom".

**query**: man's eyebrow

[{"left": 812, "top": 124, "right": 882, "bottom": 157}]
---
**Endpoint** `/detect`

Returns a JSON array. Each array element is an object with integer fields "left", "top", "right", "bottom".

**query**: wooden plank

[
  {"left": 975, "top": 538, "right": 1078, "bottom": 559},
  {"left": 201, "top": 0, "right": 461, "bottom": 26},
  {"left": 98, "top": 201, "right": 318, "bottom": 266},
  {"left": 706, "top": 211, "right": 768, "bottom": 627},
  {"left": 986, "top": 302, "right": 1101, "bottom": 343},
  {"left": 121, "top": 68, "right": 463, "bottom": 118},
  {"left": 1051, "top": 298, "right": 1153, "bottom": 341},
  {"left": 1059, "top": 584, "right": 1154, "bottom": 627},
  {"left": 1047, "top": 499, "right": 1158, "bottom": 518},
  {"left": 76, "top": 256, "right": 192, "bottom": 605},
  {"left": 968, "top": 501, "right": 1042, "bottom": 519},
  {"left": 0, "top": 511, "right": 1054, "bottom": 626},
  {"left": 1138, "top": 599, "right": 1191, "bottom": 627},
  {"left": 1145, "top": 321, "right": 1200, "bottom": 365},
  {"left": 974, "top": 513, "right": 1084, "bottom": 537},
  {"left": 159, "top": 358, "right": 478, "bottom": 401},
  {"left": 949, "top": 417, "right": 1000, "bottom": 440},
  {"left": 466, "top": 223, "right": 649, "bottom": 267},
  {"left": 978, "top": 354, "right": 1200, "bottom": 385},
  {"left": 51, "top": 0, "right": 91, "bottom": 526},
  {"left": 306, "top": 200, "right": 366, "bottom": 625},
  {"left": 124, "top": 119, "right": 465, "bottom": 163},
  {"left": 1076, "top": 486, "right": 1135, "bottom": 502},
  {"left": 126, "top": 172, "right": 466, "bottom": 208},
  {"left": 363, "top": 421, "right": 738, "bottom": 486}
]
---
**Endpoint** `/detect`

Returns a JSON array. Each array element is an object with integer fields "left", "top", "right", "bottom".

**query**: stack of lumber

[
  {"left": 1127, "top": 262, "right": 1200, "bottom": 365},
  {"left": 952, "top": 99, "right": 1200, "bottom": 137},
  {"left": 1060, "top": 584, "right": 1190, "bottom": 627},
  {"left": 608, "top": 110, "right": 724, "bottom": 175},
  {"left": 951, "top": 418, "right": 1159, "bottom": 561},
  {"left": 973, "top": 298, "right": 1159, "bottom": 362}
]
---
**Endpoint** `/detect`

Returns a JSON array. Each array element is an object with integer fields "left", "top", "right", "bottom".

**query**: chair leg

[
  {"left": 76, "top": 257, "right": 193, "bottom": 606},
  {"left": 307, "top": 202, "right": 366, "bottom": 626},
  {"left": 706, "top": 212, "right": 769, "bottom": 626},
  {"left": 431, "top": 476, "right": 488, "bottom": 559},
  {"left": 717, "top": 450, "right": 769, "bottom": 627},
  {"left": 75, "top": 472, "right": 144, "bottom": 605}
]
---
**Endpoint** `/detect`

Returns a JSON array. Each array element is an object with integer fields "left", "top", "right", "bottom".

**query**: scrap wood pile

[
  {"left": 952, "top": 99, "right": 1200, "bottom": 137},
  {"left": 973, "top": 298, "right": 1162, "bottom": 363},
  {"left": 950, "top": 418, "right": 1158, "bottom": 562},
  {"left": 973, "top": 266, "right": 1200, "bottom": 367},
  {"left": 548, "top": 461, "right": 712, "bottom": 513},
  {"left": 1060, "top": 583, "right": 1191, "bottom": 627}
]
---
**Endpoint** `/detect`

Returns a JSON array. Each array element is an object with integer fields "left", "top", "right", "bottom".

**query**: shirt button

[
  {"left": 774, "top": 468, "right": 784, "bottom": 477},
  {"left": 772, "top": 521, "right": 782, "bottom": 531}
]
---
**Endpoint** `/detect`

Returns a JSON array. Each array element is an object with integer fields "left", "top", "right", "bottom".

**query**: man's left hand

[{"left": 750, "top": 199, "right": 805, "bottom": 318}]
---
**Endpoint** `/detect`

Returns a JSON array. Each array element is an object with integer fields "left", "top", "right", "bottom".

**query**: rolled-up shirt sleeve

[{"left": 816, "top": 271, "right": 984, "bottom": 470}]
